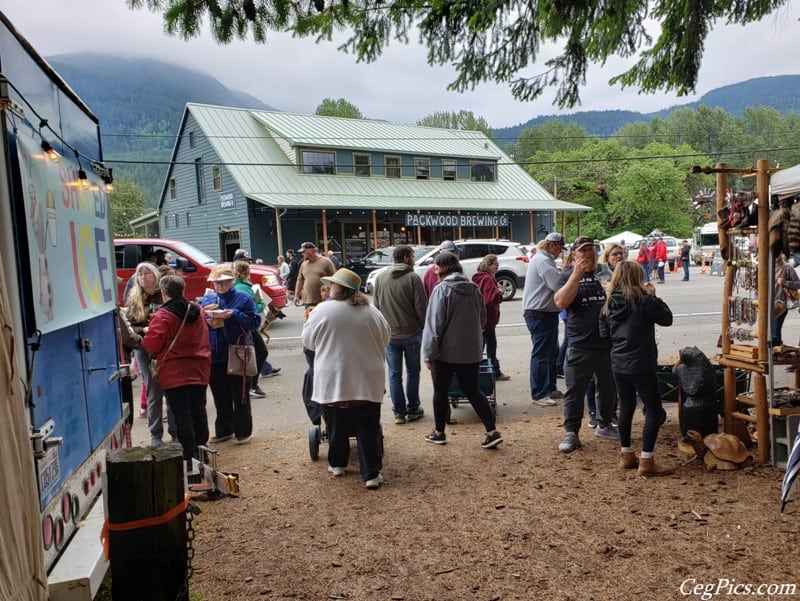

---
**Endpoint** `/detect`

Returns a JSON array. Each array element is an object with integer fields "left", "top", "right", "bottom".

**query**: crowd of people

[{"left": 122, "top": 234, "right": 679, "bottom": 487}]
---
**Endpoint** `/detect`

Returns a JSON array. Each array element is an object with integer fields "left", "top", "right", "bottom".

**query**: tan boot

[
  {"left": 637, "top": 456, "right": 673, "bottom": 477},
  {"left": 619, "top": 450, "right": 638, "bottom": 469}
]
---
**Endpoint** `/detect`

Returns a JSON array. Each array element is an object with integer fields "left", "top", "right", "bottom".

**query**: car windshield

[{"left": 170, "top": 241, "right": 217, "bottom": 266}]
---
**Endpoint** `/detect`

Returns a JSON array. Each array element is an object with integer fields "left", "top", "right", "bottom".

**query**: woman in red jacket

[
  {"left": 142, "top": 275, "right": 211, "bottom": 466},
  {"left": 636, "top": 242, "right": 651, "bottom": 283},
  {"left": 472, "top": 255, "right": 509, "bottom": 380}
]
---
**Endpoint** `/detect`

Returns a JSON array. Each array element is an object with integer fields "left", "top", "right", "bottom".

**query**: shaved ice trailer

[{"left": 0, "top": 11, "right": 130, "bottom": 601}]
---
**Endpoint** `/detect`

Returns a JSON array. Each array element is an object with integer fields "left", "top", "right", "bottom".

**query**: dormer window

[
  {"left": 470, "top": 161, "right": 496, "bottom": 182},
  {"left": 354, "top": 153, "right": 371, "bottom": 177},
  {"left": 415, "top": 157, "right": 430, "bottom": 180},
  {"left": 301, "top": 150, "right": 335, "bottom": 175}
]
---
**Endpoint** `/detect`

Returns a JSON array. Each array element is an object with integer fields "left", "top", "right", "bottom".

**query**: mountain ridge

[{"left": 45, "top": 53, "right": 800, "bottom": 205}]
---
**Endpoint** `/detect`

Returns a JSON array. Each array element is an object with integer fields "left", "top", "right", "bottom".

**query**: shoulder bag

[
  {"left": 227, "top": 326, "right": 257, "bottom": 377},
  {"left": 149, "top": 306, "right": 190, "bottom": 381}
]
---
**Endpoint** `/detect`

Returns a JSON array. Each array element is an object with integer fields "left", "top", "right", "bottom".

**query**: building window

[
  {"left": 174, "top": 214, "right": 179, "bottom": 228},
  {"left": 169, "top": 178, "right": 177, "bottom": 201},
  {"left": 353, "top": 153, "right": 371, "bottom": 177},
  {"left": 470, "top": 161, "right": 496, "bottom": 182},
  {"left": 442, "top": 159, "right": 457, "bottom": 181},
  {"left": 163, "top": 215, "right": 168, "bottom": 231},
  {"left": 301, "top": 150, "right": 335, "bottom": 175},
  {"left": 414, "top": 157, "right": 430, "bottom": 180},
  {"left": 195, "top": 158, "right": 206, "bottom": 204},
  {"left": 212, "top": 165, "right": 223, "bottom": 191},
  {"left": 188, "top": 131, "right": 196, "bottom": 148},
  {"left": 385, "top": 156, "right": 401, "bottom": 179},
  {"left": 186, "top": 212, "right": 191, "bottom": 227}
]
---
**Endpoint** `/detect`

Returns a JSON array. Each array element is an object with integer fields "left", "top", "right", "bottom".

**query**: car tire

[{"left": 496, "top": 274, "right": 517, "bottom": 301}]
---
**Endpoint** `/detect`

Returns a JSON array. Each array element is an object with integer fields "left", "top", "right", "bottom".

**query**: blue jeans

[
  {"left": 657, "top": 262, "right": 666, "bottom": 282},
  {"left": 524, "top": 311, "right": 559, "bottom": 400},
  {"left": 640, "top": 262, "right": 651, "bottom": 282},
  {"left": 682, "top": 260, "right": 690, "bottom": 280},
  {"left": 556, "top": 317, "right": 568, "bottom": 376},
  {"left": 386, "top": 332, "right": 422, "bottom": 415}
]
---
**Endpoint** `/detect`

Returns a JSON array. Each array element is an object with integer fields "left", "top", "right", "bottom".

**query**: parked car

[
  {"left": 114, "top": 238, "right": 287, "bottom": 308},
  {"left": 629, "top": 236, "right": 680, "bottom": 270},
  {"left": 348, "top": 245, "right": 435, "bottom": 289},
  {"left": 366, "top": 239, "right": 528, "bottom": 301}
]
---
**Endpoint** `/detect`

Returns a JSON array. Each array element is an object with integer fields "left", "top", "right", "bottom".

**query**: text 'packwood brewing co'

[{"left": 405, "top": 213, "right": 509, "bottom": 227}]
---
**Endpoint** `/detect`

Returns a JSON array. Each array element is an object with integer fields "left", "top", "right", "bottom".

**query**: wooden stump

[{"left": 107, "top": 444, "right": 188, "bottom": 601}]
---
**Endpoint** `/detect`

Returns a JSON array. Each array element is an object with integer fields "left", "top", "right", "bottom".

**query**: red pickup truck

[{"left": 114, "top": 238, "right": 286, "bottom": 309}]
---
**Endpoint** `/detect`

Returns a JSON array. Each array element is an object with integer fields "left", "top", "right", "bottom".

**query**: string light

[
  {"left": 77, "top": 167, "right": 89, "bottom": 190},
  {"left": 41, "top": 140, "right": 59, "bottom": 162}
]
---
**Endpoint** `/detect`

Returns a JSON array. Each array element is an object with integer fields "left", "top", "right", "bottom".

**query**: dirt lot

[{"left": 181, "top": 405, "right": 800, "bottom": 601}]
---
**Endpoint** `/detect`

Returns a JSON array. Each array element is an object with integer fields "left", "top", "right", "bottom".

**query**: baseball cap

[
  {"left": 573, "top": 236, "right": 595, "bottom": 251},
  {"left": 232, "top": 249, "right": 252, "bottom": 262},
  {"left": 439, "top": 240, "right": 458, "bottom": 253},
  {"left": 299, "top": 242, "right": 317, "bottom": 250},
  {"left": 544, "top": 232, "right": 566, "bottom": 246}
]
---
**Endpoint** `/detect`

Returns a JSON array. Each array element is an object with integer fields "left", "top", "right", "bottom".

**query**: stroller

[
  {"left": 447, "top": 357, "right": 497, "bottom": 421},
  {"left": 303, "top": 349, "right": 383, "bottom": 460}
]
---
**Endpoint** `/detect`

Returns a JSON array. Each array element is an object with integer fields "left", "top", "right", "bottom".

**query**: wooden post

[
  {"left": 528, "top": 212, "right": 533, "bottom": 242},
  {"left": 274, "top": 208, "right": 284, "bottom": 258},
  {"left": 755, "top": 158, "right": 772, "bottom": 464},
  {"left": 371, "top": 209, "right": 378, "bottom": 251},
  {"left": 321, "top": 208, "right": 329, "bottom": 254},
  {"left": 107, "top": 444, "right": 188, "bottom": 601}
]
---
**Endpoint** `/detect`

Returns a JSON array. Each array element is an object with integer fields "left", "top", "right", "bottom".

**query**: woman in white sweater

[{"left": 301, "top": 268, "right": 391, "bottom": 489}]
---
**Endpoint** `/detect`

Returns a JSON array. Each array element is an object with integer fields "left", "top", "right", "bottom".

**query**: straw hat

[{"left": 321, "top": 268, "right": 361, "bottom": 290}]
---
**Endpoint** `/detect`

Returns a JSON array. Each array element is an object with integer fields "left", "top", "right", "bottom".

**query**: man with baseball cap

[
  {"left": 554, "top": 236, "right": 618, "bottom": 453},
  {"left": 232, "top": 249, "right": 252, "bottom": 263},
  {"left": 294, "top": 242, "right": 335, "bottom": 307},
  {"left": 522, "top": 232, "right": 566, "bottom": 407}
]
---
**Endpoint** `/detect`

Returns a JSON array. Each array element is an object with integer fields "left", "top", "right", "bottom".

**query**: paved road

[{"left": 131, "top": 265, "right": 798, "bottom": 446}]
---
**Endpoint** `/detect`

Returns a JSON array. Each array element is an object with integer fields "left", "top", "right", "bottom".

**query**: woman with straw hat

[{"left": 301, "top": 268, "right": 390, "bottom": 489}]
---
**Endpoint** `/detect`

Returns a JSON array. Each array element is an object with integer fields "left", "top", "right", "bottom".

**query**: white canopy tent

[
  {"left": 771, "top": 164, "right": 800, "bottom": 196},
  {"left": 598, "top": 230, "right": 642, "bottom": 247}
]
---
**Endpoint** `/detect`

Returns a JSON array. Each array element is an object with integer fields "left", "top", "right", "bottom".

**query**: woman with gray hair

[
  {"left": 125, "top": 262, "right": 178, "bottom": 446},
  {"left": 423, "top": 252, "right": 503, "bottom": 449},
  {"left": 142, "top": 275, "right": 211, "bottom": 467}
]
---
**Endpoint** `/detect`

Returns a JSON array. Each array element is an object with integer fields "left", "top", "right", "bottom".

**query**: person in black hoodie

[{"left": 599, "top": 261, "right": 674, "bottom": 476}]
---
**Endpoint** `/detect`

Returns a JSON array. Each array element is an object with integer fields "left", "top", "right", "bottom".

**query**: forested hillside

[
  {"left": 48, "top": 53, "right": 273, "bottom": 206},
  {"left": 493, "top": 75, "right": 800, "bottom": 146}
]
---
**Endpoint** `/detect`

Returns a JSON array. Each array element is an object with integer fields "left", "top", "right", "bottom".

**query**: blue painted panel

[
  {"left": 31, "top": 324, "right": 92, "bottom": 508},
  {"left": 81, "top": 312, "right": 123, "bottom": 447}
]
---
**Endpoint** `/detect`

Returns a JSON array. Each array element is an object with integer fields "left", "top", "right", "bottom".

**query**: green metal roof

[{"left": 185, "top": 103, "right": 589, "bottom": 213}]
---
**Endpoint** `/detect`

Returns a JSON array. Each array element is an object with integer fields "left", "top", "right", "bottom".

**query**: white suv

[{"left": 366, "top": 239, "right": 529, "bottom": 301}]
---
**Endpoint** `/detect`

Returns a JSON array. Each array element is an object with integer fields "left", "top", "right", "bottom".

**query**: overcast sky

[{"left": 3, "top": 1, "right": 799, "bottom": 128}]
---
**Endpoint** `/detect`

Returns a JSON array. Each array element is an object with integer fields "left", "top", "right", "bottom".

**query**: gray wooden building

[{"left": 151, "top": 103, "right": 587, "bottom": 263}]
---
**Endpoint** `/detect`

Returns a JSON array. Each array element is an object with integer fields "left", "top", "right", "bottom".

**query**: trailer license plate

[{"left": 38, "top": 448, "right": 60, "bottom": 497}]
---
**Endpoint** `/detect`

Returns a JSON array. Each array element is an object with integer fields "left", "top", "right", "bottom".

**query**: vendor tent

[
  {"left": 771, "top": 164, "right": 800, "bottom": 196},
  {"left": 599, "top": 231, "right": 642, "bottom": 246}
]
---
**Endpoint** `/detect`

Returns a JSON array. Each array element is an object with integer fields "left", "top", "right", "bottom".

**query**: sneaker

[
  {"left": 393, "top": 413, "right": 407, "bottom": 425},
  {"left": 588, "top": 412, "right": 598, "bottom": 428},
  {"left": 365, "top": 474, "right": 384, "bottom": 489},
  {"left": 209, "top": 434, "right": 234, "bottom": 443},
  {"left": 328, "top": 466, "right": 345, "bottom": 477},
  {"left": 481, "top": 431, "right": 503, "bottom": 449},
  {"left": 249, "top": 386, "right": 266, "bottom": 398},
  {"left": 406, "top": 408, "right": 425, "bottom": 422},
  {"left": 261, "top": 367, "right": 282, "bottom": 378},
  {"left": 495, "top": 373, "right": 511, "bottom": 381},
  {"left": 234, "top": 435, "right": 253, "bottom": 445},
  {"left": 425, "top": 430, "right": 447, "bottom": 445},
  {"left": 558, "top": 432, "right": 581, "bottom": 453},
  {"left": 595, "top": 425, "right": 620, "bottom": 441},
  {"left": 549, "top": 389, "right": 564, "bottom": 400},
  {"left": 532, "top": 396, "right": 557, "bottom": 406}
]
